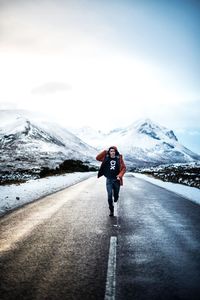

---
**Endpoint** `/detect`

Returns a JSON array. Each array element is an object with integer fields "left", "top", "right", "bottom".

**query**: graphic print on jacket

[{"left": 103, "top": 156, "right": 120, "bottom": 179}]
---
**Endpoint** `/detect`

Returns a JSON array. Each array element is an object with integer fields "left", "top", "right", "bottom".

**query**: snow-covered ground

[
  {"left": 0, "top": 172, "right": 96, "bottom": 216},
  {"left": 1, "top": 171, "right": 199, "bottom": 217},
  {"left": 133, "top": 173, "right": 200, "bottom": 205}
]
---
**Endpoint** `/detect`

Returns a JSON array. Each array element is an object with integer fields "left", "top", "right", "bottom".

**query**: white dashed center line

[{"left": 104, "top": 236, "right": 117, "bottom": 300}]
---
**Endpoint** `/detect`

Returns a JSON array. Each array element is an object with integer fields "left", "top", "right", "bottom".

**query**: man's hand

[{"left": 117, "top": 176, "right": 120, "bottom": 181}]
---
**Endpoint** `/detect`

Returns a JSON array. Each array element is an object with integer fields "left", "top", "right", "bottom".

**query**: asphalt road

[{"left": 0, "top": 174, "right": 200, "bottom": 300}]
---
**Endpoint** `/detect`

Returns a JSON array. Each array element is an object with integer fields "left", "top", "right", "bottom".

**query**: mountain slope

[
  {"left": 0, "top": 110, "right": 97, "bottom": 178},
  {"left": 72, "top": 119, "right": 200, "bottom": 167}
]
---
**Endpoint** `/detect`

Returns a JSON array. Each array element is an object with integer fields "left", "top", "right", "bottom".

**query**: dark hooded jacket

[{"left": 96, "top": 146, "right": 126, "bottom": 185}]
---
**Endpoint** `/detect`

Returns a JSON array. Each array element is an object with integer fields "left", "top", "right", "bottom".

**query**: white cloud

[
  {"left": 0, "top": 102, "right": 19, "bottom": 110},
  {"left": 0, "top": 0, "right": 199, "bottom": 133},
  {"left": 0, "top": 51, "right": 199, "bottom": 131},
  {"left": 0, "top": 0, "right": 113, "bottom": 57},
  {"left": 31, "top": 82, "right": 72, "bottom": 95}
]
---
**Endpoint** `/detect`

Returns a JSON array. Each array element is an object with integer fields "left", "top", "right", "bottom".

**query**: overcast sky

[{"left": 0, "top": 0, "right": 199, "bottom": 152}]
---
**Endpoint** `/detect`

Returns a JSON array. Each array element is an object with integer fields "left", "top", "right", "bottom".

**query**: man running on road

[{"left": 96, "top": 146, "right": 126, "bottom": 216}]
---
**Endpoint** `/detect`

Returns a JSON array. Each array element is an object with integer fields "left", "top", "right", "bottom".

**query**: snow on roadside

[
  {"left": 1, "top": 171, "right": 199, "bottom": 217},
  {"left": 132, "top": 172, "right": 200, "bottom": 205},
  {"left": 0, "top": 172, "right": 96, "bottom": 216}
]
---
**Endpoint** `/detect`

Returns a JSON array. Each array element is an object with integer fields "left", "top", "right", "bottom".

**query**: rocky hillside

[{"left": 0, "top": 110, "right": 98, "bottom": 183}]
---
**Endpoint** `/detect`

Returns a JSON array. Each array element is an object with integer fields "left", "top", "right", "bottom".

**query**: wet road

[
  {"left": 0, "top": 174, "right": 200, "bottom": 300},
  {"left": 116, "top": 175, "right": 200, "bottom": 300}
]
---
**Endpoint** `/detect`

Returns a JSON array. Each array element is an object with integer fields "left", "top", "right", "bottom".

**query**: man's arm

[
  {"left": 118, "top": 155, "right": 126, "bottom": 178},
  {"left": 96, "top": 150, "right": 107, "bottom": 162}
]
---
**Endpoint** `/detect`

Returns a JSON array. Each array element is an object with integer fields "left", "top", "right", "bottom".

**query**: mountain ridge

[
  {"left": 71, "top": 118, "right": 200, "bottom": 167},
  {"left": 1, "top": 110, "right": 199, "bottom": 173},
  {"left": 0, "top": 110, "right": 98, "bottom": 180}
]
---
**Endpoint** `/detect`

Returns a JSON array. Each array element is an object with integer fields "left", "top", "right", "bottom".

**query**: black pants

[{"left": 106, "top": 178, "right": 120, "bottom": 212}]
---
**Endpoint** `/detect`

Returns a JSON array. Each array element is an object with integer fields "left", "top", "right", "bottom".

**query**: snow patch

[
  {"left": 0, "top": 172, "right": 96, "bottom": 216},
  {"left": 132, "top": 173, "right": 200, "bottom": 206}
]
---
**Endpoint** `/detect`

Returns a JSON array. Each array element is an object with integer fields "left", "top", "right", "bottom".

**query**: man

[{"left": 96, "top": 146, "right": 126, "bottom": 217}]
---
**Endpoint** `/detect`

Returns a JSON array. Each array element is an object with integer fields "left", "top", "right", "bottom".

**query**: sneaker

[
  {"left": 114, "top": 198, "right": 118, "bottom": 203},
  {"left": 109, "top": 212, "right": 114, "bottom": 217}
]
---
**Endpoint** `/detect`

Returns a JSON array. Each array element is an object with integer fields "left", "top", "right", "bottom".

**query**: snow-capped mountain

[
  {"left": 71, "top": 119, "right": 200, "bottom": 167},
  {"left": 1, "top": 109, "right": 199, "bottom": 177},
  {"left": 0, "top": 110, "right": 97, "bottom": 176}
]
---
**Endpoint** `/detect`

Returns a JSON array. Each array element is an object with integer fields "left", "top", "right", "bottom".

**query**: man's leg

[
  {"left": 113, "top": 179, "right": 120, "bottom": 202},
  {"left": 106, "top": 178, "right": 114, "bottom": 215}
]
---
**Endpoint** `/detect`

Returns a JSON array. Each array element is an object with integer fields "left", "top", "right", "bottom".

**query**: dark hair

[{"left": 108, "top": 147, "right": 120, "bottom": 156}]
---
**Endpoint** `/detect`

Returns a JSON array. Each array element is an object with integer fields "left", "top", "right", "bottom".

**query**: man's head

[{"left": 108, "top": 146, "right": 119, "bottom": 158}]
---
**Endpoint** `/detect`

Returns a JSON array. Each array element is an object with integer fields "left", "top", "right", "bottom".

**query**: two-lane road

[{"left": 0, "top": 174, "right": 200, "bottom": 300}]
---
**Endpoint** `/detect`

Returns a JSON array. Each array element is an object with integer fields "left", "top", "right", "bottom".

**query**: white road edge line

[
  {"left": 115, "top": 202, "right": 118, "bottom": 217},
  {"left": 104, "top": 236, "right": 117, "bottom": 300}
]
